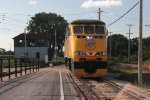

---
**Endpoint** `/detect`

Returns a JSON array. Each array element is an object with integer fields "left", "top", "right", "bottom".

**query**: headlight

[
  {"left": 96, "top": 52, "right": 107, "bottom": 56},
  {"left": 101, "top": 52, "right": 107, "bottom": 56},
  {"left": 86, "top": 36, "right": 93, "bottom": 39},
  {"left": 74, "top": 51, "right": 86, "bottom": 56},
  {"left": 74, "top": 51, "right": 80, "bottom": 56},
  {"left": 80, "top": 52, "right": 86, "bottom": 56}
]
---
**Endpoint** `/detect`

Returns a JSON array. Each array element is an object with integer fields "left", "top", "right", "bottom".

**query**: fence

[{"left": 0, "top": 58, "right": 40, "bottom": 82}]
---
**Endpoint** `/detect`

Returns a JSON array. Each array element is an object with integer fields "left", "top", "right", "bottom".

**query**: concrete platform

[{"left": 0, "top": 65, "right": 80, "bottom": 100}]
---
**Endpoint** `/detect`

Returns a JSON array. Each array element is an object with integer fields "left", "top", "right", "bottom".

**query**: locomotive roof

[{"left": 70, "top": 19, "right": 106, "bottom": 25}]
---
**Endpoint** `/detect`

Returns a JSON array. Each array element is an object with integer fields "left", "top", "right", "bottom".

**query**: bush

[
  {"left": 108, "top": 57, "right": 118, "bottom": 66},
  {"left": 144, "top": 59, "right": 150, "bottom": 72}
]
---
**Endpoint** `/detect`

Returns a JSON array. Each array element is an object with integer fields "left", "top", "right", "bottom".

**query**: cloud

[
  {"left": 28, "top": 0, "right": 37, "bottom": 5},
  {"left": 81, "top": 0, "right": 123, "bottom": 8}
]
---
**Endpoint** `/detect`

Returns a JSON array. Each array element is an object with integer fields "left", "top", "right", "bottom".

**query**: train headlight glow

[
  {"left": 96, "top": 52, "right": 107, "bottom": 56},
  {"left": 87, "top": 36, "right": 90, "bottom": 39},
  {"left": 74, "top": 51, "right": 86, "bottom": 56},
  {"left": 101, "top": 52, "right": 107, "bottom": 56},
  {"left": 74, "top": 51, "right": 80, "bottom": 56},
  {"left": 86, "top": 36, "right": 92, "bottom": 39}
]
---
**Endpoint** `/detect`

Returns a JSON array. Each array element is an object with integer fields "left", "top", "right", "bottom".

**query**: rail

[
  {"left": 67, "top": 71, "right": 144, "bottom": 100},
  {"left": 67, "top": 72, "right": 104, "bottom": 100},
  {"left": 103, "top": 79, "right": 144, "bottom": 100}
]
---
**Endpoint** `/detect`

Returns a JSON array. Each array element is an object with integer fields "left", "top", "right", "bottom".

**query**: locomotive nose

[{"left": 84, "top": 63, "right": 97, "bottom": 74}]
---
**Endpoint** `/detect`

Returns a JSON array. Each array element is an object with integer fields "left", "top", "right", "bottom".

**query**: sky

[{"left": 0, "top": 0, "right": 150, "bottom": 51}]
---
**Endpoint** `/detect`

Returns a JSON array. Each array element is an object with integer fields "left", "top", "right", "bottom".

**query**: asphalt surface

[{"left": 0, "top": 65, "right": 80, "bottom": 100}]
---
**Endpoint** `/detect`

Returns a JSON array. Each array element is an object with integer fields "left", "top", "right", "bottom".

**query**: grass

[
  {"left": 51, "top": 57, "right": 65, "bottom": 63},
  {"left": 109, "top": 66, "right": 137, "bottom": 73},
  {"left": 48, "top": 57, "right": 65, "bottom": 66},
  {"left": 135, "top": 81, "right": 150, "bottom": 89},
  {"left": 108, "top": 64, "right": 150, "bottom": 89}
]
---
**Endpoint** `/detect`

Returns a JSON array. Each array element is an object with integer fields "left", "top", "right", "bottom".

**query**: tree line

[
  {"left": 107, "top": 34, "right": 150, "bottom": 63},
  {"left": 0, "top": 48, "right": 14, "bottom": 55}
]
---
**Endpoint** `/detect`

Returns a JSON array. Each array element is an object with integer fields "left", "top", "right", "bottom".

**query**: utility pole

[
  {"left": 55, "top": 29, "right": 57, "bottom": 63},
  {"left": 138, "top": 0, "right": 143, "bottom": 85},
  {"left": 53, "top": 24, "right": 57, "bottom": 63},
  {"left": 9, "top": 43, "right": 11, "bottom": 59},
  {"left": 126, "top": 24, "right": 133, "bottom": 63},
  {"left": 108, "top": 32, "right": 113, "bottom": 57},
  {"left": 24, "top": 28, "right": 27, "bottom": 58},
  {"left": 98, "top": 8, "right": 103, "bottom": 21}
]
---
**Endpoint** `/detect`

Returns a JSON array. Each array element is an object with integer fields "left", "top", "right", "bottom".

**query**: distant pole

[
  {"left": 98, "top": 8, "right": 103, "bottom": 21},
  {"left": 9, "top": 43, "right": 11, "bottom": 59},
  {"left": 109, "top": 32, "right": 113, "bottom": 56},
  {"left": 138, "top": 0, "right": 143, "bottom": 85},
  {"left": 24, "top": 28, "right": 27, "bottom": 58},
  {"left": 54, "top": 25, "right": 57, "bottom": 63},
  {"left": 126, "top": 24, "right": 133, "bottom": 63}
]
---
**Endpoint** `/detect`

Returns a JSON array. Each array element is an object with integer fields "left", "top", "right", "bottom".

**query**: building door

[{"left": 36, "top": 52, "right": 40, "bottom": 59}]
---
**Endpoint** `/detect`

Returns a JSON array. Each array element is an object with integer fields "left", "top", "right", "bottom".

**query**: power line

[
  {"left": 145, "top": 25, "right": 150, "bottom": 28},
  {"left": 107, "top": 2, "right": 139, "bottom": 27},
  {"left": 104, "top": 11, "right": 150, "bottom": 23},
  {"left": 110, "top": 30, "right": 128, "bottom": 33}
]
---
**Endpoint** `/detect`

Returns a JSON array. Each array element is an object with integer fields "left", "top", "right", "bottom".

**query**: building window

[{"left": 36, "top": 52, "right": 40, "bottom": 59}]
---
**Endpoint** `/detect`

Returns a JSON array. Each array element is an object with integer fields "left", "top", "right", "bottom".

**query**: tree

[
  {"left": 27, "top": 12, "right": 68, "bottom": 60},
  {"left": 0, "top": 48, "right": 6, "bottom": 55},
  {"left": 107, "top": 34, "right": 128, "bottom": 57},
  {"left": 131, "top": 37, "right": 138, "bottom": 54},
  {"left": 143, "top": 36, "right": 150, "bottom": 61}
]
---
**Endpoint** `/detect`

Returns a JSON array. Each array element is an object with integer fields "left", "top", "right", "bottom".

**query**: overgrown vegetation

[
  {"left": 107, "top": 34, "right": 150, "bottom": 63},
  {"left": 0, "top": 48, "right": 14, "bottom": 58},
  {"left": 108, "top": 58, "right": 150, "bottom": 89},
  {"left": 48, "top": 57, "right": 65, "bottom": 66}
]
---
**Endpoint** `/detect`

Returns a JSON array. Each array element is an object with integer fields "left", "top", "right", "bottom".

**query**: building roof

[
  {"left": 70, "top": 19, "right": 106, "bottom": 25},
  {"left": 13, "top": 33, "right": 49, "bottom": 40}
]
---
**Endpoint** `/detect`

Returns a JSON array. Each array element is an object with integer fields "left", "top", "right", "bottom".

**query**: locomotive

[{"left": 64, "top": 19, "right": 107, "bottom": 77}]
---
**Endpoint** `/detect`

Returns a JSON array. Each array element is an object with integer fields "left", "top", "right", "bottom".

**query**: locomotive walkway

[{"left": 0, "top": 65, "right": 80, "bottom": 100}]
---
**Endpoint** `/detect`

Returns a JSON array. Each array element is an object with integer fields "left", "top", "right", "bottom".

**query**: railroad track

[
  {"left": 89, "top": 79, "right": 144, "bottom": 100},
  {"left": 104, "top": 79, "right": 144, "bottom": 100},
  {"left": 67, "top": 72, "right": 144, "bottom": 100},
  {"left": 67, "top": 72, "right": 102, "bottom": 100}
]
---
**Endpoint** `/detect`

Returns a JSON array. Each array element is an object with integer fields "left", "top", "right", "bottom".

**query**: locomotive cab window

[
  {"left": 84, "top": 26, "right": 94, "bottom": 34},
  {"left": 95, "top": 26, "right": 105, "bottom": 34},
  {"left": 73, "top": 26, "right": 83, "bottom": 34}
]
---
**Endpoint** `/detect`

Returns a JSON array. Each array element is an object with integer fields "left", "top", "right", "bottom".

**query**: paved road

[{"left": 0, "top": 65, "right": 80, "bottom": 100}]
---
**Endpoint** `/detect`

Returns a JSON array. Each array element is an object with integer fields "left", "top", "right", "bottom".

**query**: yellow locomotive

[{"left": 64, "top": 19, "right": 107, "bottom": 77}]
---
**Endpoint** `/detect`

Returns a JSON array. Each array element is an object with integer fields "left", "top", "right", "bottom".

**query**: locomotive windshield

[
  {"left": 73, "top": 25, "right": 105, "bottom": 34},
  {"left": 95, "top": 26, "right": 105, "bottom": 34},
  {"left": 84, "top": 26, "right": 94, "bottom": 34},
  {"left": 73, "top": 26, "right": 83, "bottom": 34}
]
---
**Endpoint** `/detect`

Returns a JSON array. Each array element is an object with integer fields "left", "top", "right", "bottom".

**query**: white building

[{"left": 13, "top": 33, "right": 49, "bottom": 61}]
